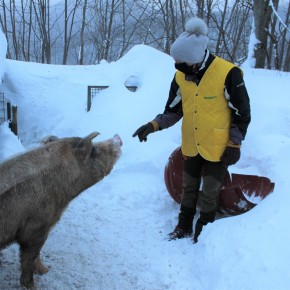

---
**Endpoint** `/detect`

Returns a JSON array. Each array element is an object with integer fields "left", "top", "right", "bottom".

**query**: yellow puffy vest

[{"left": 176, "top": 57, "right": 236, "bottom": 161}]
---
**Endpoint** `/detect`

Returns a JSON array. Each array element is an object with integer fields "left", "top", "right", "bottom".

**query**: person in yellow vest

[{"left": 133, "top": 17, "right": 251, "bottom": 243}]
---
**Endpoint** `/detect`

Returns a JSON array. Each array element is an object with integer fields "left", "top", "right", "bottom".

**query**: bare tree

[
  {"left": 278, "top": 1, "right": 290, "bottom": 71},
  {"left": 196, "top": 0, "right": 205, "bottom": 18},
  {"left": 62, "top": 0, "right": 80, "bottom": 64},
  {"left": 280, "top": 2, "right": 290, "bottom": 71},
  {"left": 116, "top": 0, "right": 154, "bottom": 58},
  {"left": 31, "top": 0, "right": 52, "bottom": 63},
  {"left": 0, "top": 0, "right": 11, "bottom": 58},
  {"left": 269, "top": 0, "right": 290, "bottom": 71},
  {"left": 212, "top": 0, "right": 229, "bottom": 57},
  {"left": 9, "top": 0, "right": 19, "bottom": 60},
  {"left": 18, "top": 0, "right": 33, "bottom": 62},
  {"left": 253, "top": 0, "right": 272, "bottom": 68},
  {"left": 78, "top": 0, "right": 87, "bottom": 65},
  {"left": 154, "top": 0, "right": 192, "bottom": 53},
  {"left": 252, "top": 0, "right": 290, "bottom": 70}
]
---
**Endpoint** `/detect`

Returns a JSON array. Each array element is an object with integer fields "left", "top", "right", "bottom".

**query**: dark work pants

[{"left": 178, "top": 154, "right": 227, "bottom": 231}]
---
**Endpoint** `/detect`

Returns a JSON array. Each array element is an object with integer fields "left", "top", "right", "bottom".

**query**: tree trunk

[
  {"left": 79, "top": 0, "right": 87, "bottom": 65},
  {"left": 279, "top": 1, "right": 290, "bottom": 71},
  {"left": 253, "top": 0, "right": 272, "bottom": 68},
  {"left": 62, "top": 0, "right": 68, "bottom": 64}
]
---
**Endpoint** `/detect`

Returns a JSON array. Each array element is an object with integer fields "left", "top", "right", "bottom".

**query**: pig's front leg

[
  {"left": 20, "top": 239, "right": 46, "bottom": 289},
  {"left": 20, "top": 247, "right": 37, "bottom": 289}
]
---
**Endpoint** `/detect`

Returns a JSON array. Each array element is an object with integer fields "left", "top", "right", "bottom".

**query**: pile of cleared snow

[{"left": 0, "top": 122, "right": 24, "bottom": 161}]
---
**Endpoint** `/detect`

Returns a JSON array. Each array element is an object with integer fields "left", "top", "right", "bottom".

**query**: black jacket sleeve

[
  {"left": 153, "top": 74, "right": 183, "bottom": 129},
  {"left": 225, "top": 67, "right": 251, "bottom": 142}
]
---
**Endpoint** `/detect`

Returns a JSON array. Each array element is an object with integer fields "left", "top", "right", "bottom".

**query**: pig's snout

[{"left": 113, "top": 134, "right": 123, "bottom": 147}]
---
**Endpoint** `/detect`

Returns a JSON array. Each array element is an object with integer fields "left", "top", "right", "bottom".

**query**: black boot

[
  {"left": 178, "top": 205, "right": 196, "bottom": 229},
  {"left": 168, "top": 206, "right": 195, "bottom": 241},
  {"left": 168, "top": 226, "right": 192, "bottom": 240},
  {"left": 193, "top": 211, "right": 216, "bottom": 243}
]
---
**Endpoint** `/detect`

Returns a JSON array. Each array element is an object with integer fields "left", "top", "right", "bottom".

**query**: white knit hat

[{"left": 170, "top": 17, "right": 209, "bottom": 64}]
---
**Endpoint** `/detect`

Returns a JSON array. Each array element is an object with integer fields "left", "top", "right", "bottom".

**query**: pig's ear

[
  {"left": 76, "top": 132, "right": 100, "bottom": 160},
  {"left": 83, "top": 132, "right": 100, "bottom": 142},
  {"left": 42, "top": 135, "right": 59, "bottom": 145},
  {"left": 78, "top": 132, "right": 100, "bottom": 147}
]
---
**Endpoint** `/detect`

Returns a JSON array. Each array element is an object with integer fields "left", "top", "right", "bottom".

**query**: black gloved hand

[
  {"left": 132, "top": 122, "right": 156, "bottom": 142},
  {"left": 220, "top": 142, "right": 241, "bottom": 166}
]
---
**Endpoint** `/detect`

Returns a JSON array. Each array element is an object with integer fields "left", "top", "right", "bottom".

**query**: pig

[{"left": 0, "top": 132, "right": 122, "bottom": 289}]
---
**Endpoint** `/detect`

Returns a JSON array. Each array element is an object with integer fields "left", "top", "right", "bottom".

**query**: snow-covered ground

[{"left": 1, "top": 31, "right": 290, "bottom": 289}]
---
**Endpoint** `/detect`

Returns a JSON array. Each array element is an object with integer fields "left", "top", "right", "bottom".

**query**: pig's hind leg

[
  {"left": 19, "top": 235, "right": 47, "bottom": 289},
  {"left": 34, "top": 254, "right": 49, "bottom": 274}
]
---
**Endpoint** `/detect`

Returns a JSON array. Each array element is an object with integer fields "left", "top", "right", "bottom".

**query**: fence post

[
  {"left": 10, "top": 105, "right": 18, "bottom": 136},
  {"left": 7, "top": 102, "right": 11, "bottom": 120},
  {"left": 87, "top": 86, "right": 91, "bottom": 112}
]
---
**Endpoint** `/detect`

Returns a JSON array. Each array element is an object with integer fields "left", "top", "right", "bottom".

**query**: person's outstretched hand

[{"left": 132, "top": 122, "right": 156, "bottom": 142}]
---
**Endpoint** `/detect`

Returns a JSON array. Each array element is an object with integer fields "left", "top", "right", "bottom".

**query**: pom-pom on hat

[{"left": 170, "top": 17, "right": 209, "bottom": 64}]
